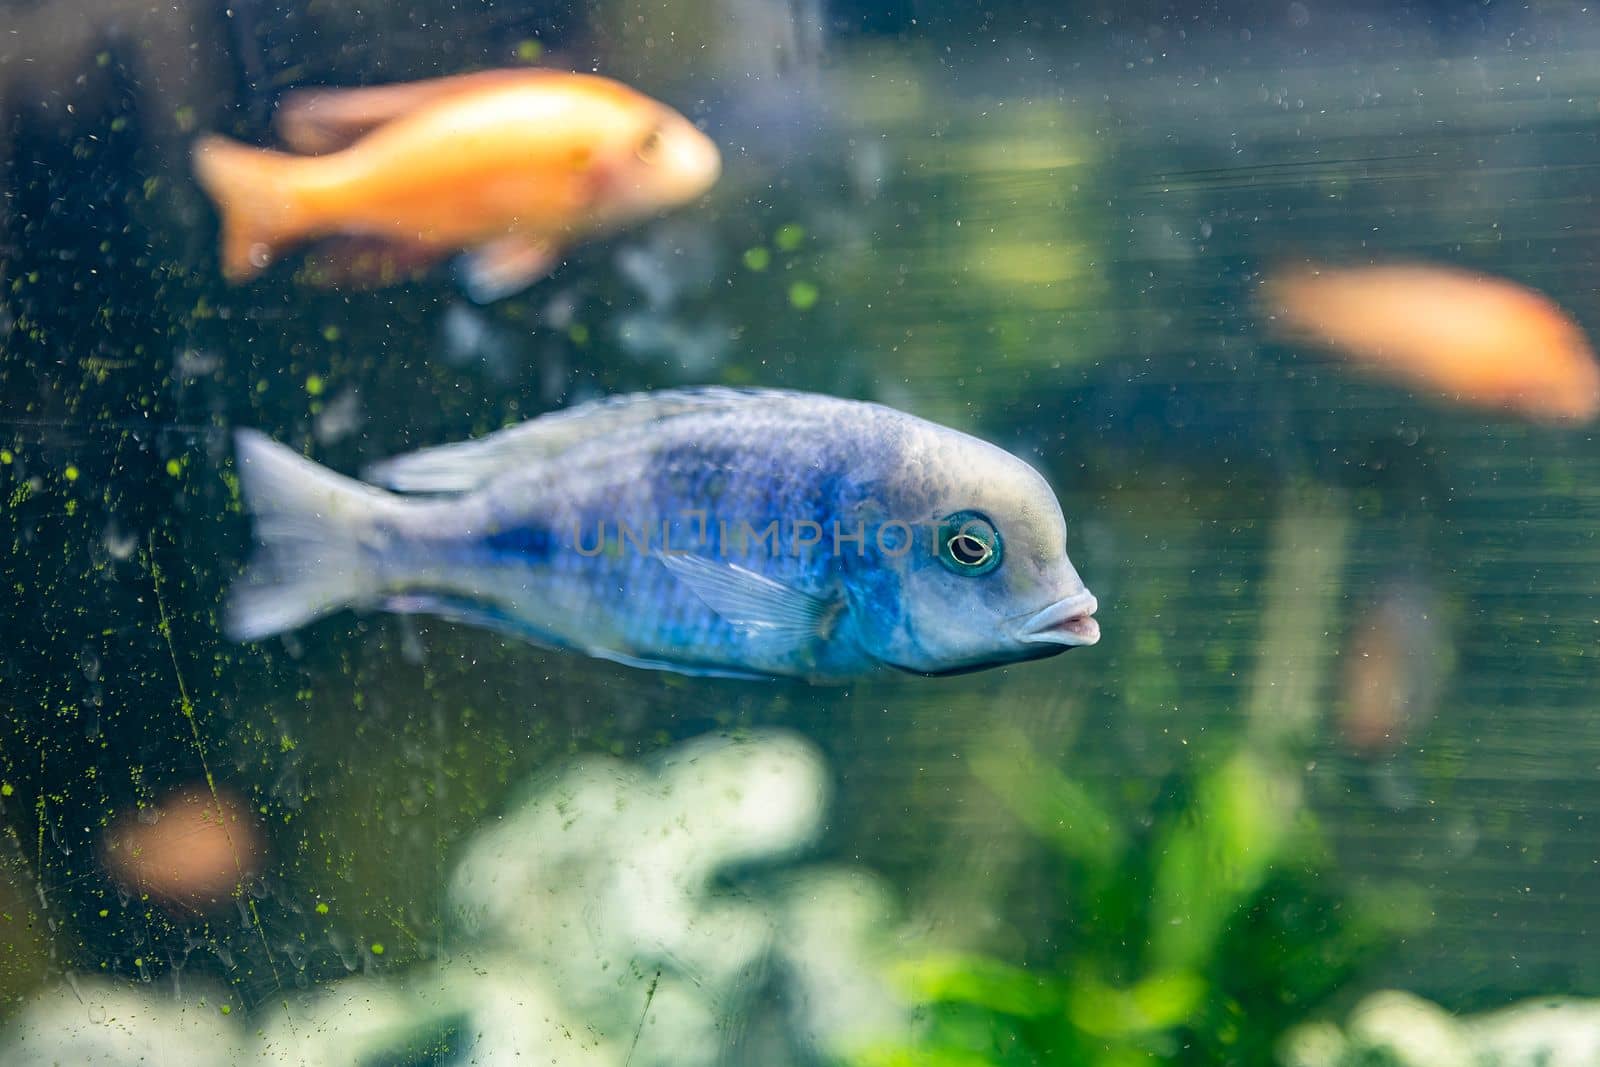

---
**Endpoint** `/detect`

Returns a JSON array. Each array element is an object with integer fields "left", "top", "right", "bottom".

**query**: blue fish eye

[{"left": 937, "top": 510, "right": 1001, "bottom": 576}]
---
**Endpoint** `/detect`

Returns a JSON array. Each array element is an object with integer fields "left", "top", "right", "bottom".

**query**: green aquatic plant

[{"left": 854, "top": 735, "right": 1426, "bottom": 1067}]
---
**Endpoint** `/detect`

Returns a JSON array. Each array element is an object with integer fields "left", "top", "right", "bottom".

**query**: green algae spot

[
  {"left": 305, "top": 375, "right": 325, "bottom": 397},
  {"left": 174, "top": 105, "right": 196, "bottom": 133},
  {"left": 370, "top": 942, "right": 385, "bottom": 955},
  {"left": 568, "top": 323, "right": 590, "bottom": 346},
  {"left": 110, "top": 117, "right": 128, "bottom": 134},
  {"left": 98, "top": 908, "right": 108, "bottom": 918},
  {"left": 165, "top": 459, "right": 182, "bottom": 478},
  {"left": 788, "top": 281, "right": 820, "bottom": 310},
  {"left": 96, "top": 51, "right": 110, "bottom": 67},
  {"left": 742, "top": 247, "right": 771, "bottom": 272},
  {"left": 133, "top": 957, "right": 143, "bottom": 967},
  {"left": 321, "top": 326, "right": 341, "bottom": 343},
  {"left": 256, "top": 380, "right": 269, "bottom": 394},
  {"left": 516, "top": 39, "right": 544, "bottom": 62},
  {"left": 220, "top": 1004, "right": 232, "bottom": 1016},
  {"left": 63, "top": 465, "right": 79, "bottom": 483},
  {"left": 0, "top": 450, "right": 10, "bottom": 464},
  {"left": 315, "top": 901, "right": 329, "bottom": 915},
  {"left": 775, "top": 223, "right": 806, "bottom": 251},
  {"left": 0, "top": 783, "right": 11, "bottom": 797}
]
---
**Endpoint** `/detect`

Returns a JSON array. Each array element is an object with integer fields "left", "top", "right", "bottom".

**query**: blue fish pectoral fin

[
  {"left": 654, "top": 552, "right": 841, "bottom": 644},
  {"left": 457, "top": 236, "right": 561, "bottom": 304}
]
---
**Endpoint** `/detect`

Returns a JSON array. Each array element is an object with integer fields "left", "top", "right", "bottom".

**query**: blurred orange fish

[
  {"left": 192, "top": 69, "right": 721, "bottom": 301},
  {"left": 101, "top": 785, "right": 262, "bottom": 911},
  {"left": 1262, "top": 262, "right": 1600, "bottom": 423},
  {"left": 1339, "top": 581, "right": 1447, "bottom": 759}
]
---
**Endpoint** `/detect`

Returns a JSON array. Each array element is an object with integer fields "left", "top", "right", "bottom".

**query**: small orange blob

[
  {"left": 190, "top": 69, "right": 722, "bottom": 301},
  {"left": 101, "top": 785, "right": 262, "bottom": 910},
  {"left": 1339, "top": 583, "right": 1447, "bottom": 758},
  {"left": 1261, "top": 262, "right": 1600, "bottom": 423}
]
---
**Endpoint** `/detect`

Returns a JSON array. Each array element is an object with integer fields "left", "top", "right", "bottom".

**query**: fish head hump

[
  {"left": 847, "top": 421, "right": 1099, "bottom": 676},
  {"left": 594, "top": 102, "right": 721, "bottom": 224},
  {"left": 458, "top": 74, "right": 719, "bottom": 229}
]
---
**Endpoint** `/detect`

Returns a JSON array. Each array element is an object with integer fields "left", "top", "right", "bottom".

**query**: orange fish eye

[{"left": 636, "top": 128, "right": 663, "bottom": 163}]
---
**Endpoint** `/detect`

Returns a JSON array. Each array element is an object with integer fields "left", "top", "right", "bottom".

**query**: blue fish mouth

[{"left": 1015, "top": 591, "right": 1101, "bottom": 648}]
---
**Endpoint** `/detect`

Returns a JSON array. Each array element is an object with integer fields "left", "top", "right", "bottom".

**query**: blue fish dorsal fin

[
  {"left": 654, "top": 552, "right": 840, "bottom": 644},
  {"left": 364, "top": 387, "right": 811, "bottom": 494}
]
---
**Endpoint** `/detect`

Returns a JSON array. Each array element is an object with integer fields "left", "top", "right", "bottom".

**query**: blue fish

[{"left": 227, "top": 388, "right": 1099, "bottom": 681}]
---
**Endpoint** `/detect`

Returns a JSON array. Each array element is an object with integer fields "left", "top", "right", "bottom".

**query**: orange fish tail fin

[{"left": 190, "top": 135, "right": 309, "bottom": 280}]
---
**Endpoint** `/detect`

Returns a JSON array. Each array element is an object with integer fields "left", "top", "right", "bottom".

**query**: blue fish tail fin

[{"left": 226, "top": 430, "right": 400, "bottom": 642}]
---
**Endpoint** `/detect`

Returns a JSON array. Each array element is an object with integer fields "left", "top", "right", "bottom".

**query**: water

[{"left": 2, "top": 5, "right": 1599, "bottom": 1065}]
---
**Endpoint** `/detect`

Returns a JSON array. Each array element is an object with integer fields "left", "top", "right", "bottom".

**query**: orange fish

[
  {"left": 1339, "top": 581, "right": 1446, "bottom": 758},
  {"left": 191, "top": 69, "right": 722, "bottom": 301},
  {"left": 1262, "top": 262, "right": 1600, "bottom": 423},
  {"left": 101, "top": 785, "right": 263, "bottom": 910}
]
